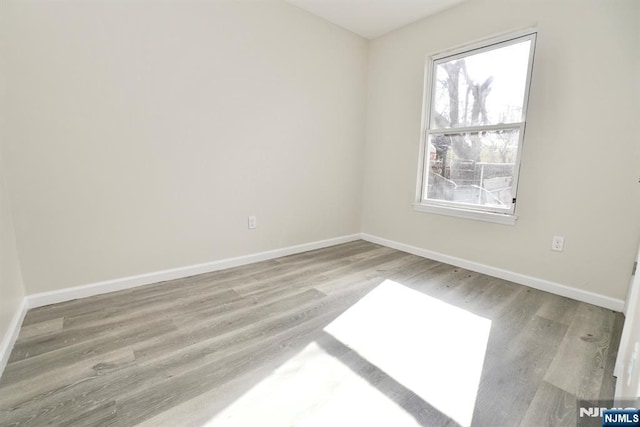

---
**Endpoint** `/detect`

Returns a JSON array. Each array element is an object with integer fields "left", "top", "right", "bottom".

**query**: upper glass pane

[{"left": 431, "top": 39, "right": 532, "bottom": 129}]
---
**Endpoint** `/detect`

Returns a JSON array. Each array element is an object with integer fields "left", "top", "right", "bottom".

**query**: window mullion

[{"left": 428, "top": 122, "right": 523, "bottom": 135}]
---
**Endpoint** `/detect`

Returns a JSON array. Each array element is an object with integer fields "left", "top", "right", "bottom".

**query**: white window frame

[{"left": 415, "top": 29, "right": 537, "bottom": 226}]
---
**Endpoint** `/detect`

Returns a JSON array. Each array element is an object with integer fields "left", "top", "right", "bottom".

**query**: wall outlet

[
  {"left": 551, "top": 235, "right": 564, "bottom": 252},
  {"left": 248, "top": 215, "right": 257, "bottom": 230}
]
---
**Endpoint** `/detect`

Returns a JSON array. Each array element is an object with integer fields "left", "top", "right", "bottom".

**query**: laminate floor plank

[
  {"left": 230, "top": 247, "right": 402, "bottom": 296},
  {"left": 535, "top": 295, "right": 581, "bottom": 326},
  {"left": 0, "top": 348, "right": 136, "bottom": 410},
  {"left": 0, "top": 240, "right": 625, "bottom": 426},
  {"left": 116, "top": 310, "right": 347, "bottom": 426},
  {"left": 544, "top": 304, "right": 617, "bottom": 400},
  {"left": 401, "top": 263, "right": 474, "bottom": 298},
  {"left": 519, "top": 381, "right": 578, "bottom": 427},
  {"left": 231, "top": 249, "right": 398, "bottom": 297},
  {"left": 135, "top": 333, "right": 355, "bottom": 427},
  {"left": 383, "top": 257, "right": 446, "bottom": 285},
  {"left": 5, "top": 285, "right": 364, "bottom": 425},
  {"left": 60, "top": 401, "right": 119, "bottom": 427},
  {"left": 480, "top": 287, "right": 550, "bottom": 361},
  {"left": 140, "top": 289, "right": 327, "bottom": 360},
  {"left": 124, "top": 293, "right": 365, "bottom": 424},
  {"left": 0, "top": 318, "right": 177, "bottom": 386},
  {"left": 472, "top": 315, "right": 568, "bottom": 426},
  {"left": 60, "top": 285, "right": 240, "bottom": 331},
  {"left": 9, "top": 290, "right": 239, "bottom": 363},
  {"left": 15, "top": 318, "right": 64, "bottom": 343},
  {"left": 434, "top": 271, "right": 493, "bottom": 307},
  {"left": 5, "top": 301, "right": 328, "bottom": 426}
]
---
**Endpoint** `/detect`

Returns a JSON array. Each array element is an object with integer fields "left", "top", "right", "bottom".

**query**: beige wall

[
  {"left": 1, "top": 0, "right": 368, "bottom": 294},
  {"left": 1, "top": 0, "right": 639, "bottom": 305},
  {"left": 362, "top": 0, "right": 640, "bottom": 301}
]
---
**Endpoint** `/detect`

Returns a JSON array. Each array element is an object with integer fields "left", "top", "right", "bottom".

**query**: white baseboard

[
  {"left": 0, "top": 298, "right": 28, "bottom": 377},
  {"left": 361, "top": 233, "right": 625, "bottom": 312},
  {"left": 26, "top": 234, "right": 361, "bottom": 309}
]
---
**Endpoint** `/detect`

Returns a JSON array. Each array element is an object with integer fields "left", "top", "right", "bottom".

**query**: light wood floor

[{"left": 0, "top": 241, "right": 624, "bottom": 426}]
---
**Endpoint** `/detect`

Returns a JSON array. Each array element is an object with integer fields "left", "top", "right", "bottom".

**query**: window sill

[{"left": 413, "top": 203, "right": 517, "bottom": 225}]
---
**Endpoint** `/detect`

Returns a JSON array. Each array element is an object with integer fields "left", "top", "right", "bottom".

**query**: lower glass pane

[{"left": 425, "top": 130, "right": 519, "bottom": 209}]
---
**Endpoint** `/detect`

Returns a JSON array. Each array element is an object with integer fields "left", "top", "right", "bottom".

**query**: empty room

[{"left": 1, "top": 0, "right": 639, "bottom": 425}]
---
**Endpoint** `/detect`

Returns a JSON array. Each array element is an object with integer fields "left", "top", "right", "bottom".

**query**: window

[{"left": 416, "top": 31, "right": 536, "bottom": 224}]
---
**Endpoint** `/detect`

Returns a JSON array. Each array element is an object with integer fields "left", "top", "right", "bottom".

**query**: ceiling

[{"left": 286, "top": 0, "right": 467, "bottom": 39}]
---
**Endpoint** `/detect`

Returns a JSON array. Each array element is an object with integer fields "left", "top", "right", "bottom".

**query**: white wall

[
  {"left": 0, "top": 0, "right": 368, "bottom": 294},
  {"left": 362, "top": 0, "right": 640, "bottom": 301}
]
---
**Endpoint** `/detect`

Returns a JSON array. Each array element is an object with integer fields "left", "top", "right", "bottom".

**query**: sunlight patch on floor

[
  {"left": 324, "top": 279, "right": 491, "bottom": 426},
  {"left": 204, "top": 340, "right": 422, "bottom": 427},
  {"left": 204, "top": 279, "right": 490, "bottom": 427}
]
